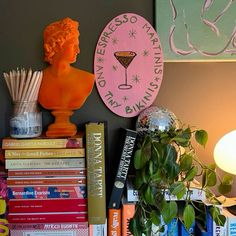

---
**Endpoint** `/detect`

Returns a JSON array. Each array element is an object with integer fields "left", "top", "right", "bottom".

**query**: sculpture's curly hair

[{"left": 43, "top": 17, "right": 79, "bottom": 64}]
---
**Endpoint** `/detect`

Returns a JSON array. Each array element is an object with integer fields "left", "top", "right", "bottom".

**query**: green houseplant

[{"left": 129, "top": 123, "right": 233, "bottom": 236}]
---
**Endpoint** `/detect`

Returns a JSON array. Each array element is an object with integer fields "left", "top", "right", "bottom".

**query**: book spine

[
  {"left": 8, "top": 168, "right": 86, "bottom": 177},
  {"left": 206, "top": 206, "right": 213, "bottom": 235},
  {"left": 10, "top": 228, "right": 88, "bottom": 236},
  {"left": 108, "top": 208, "right": 121, "bottom": 236},
  {"left": 89, "top": 220, "right": 107, "bottom": 236},
  {"left": 8, "top": 212, "right": 88, "bottom": 223},
  {"left": 108, "top": 129, "right": 137, "bottom": 209},
  {"left": 86, "top": 122, "right": 106, "bottom": 224},
  {"left": 9, "top": 198, "right": 87, "bottom": 213},
  {"left": 5, "top": 158, "right": 85, "bottom": 169},
  {"left": 213, "top": 221, "right": 227, "bottom": 236},
  {"left": 7, "top": 177, "right": 86, "bottom": 186},
  {"left": 9, "top": 222, "right": 88, "bottom": 230},
  {"left": 8, "top": 185, "right": 87, "bottom": 200},
  {"left": 5, "top": 148, "right": 85, "bottom": 158},
  {"left": 122, "top": 203, "right": 135, "bottom": 236},
  {"left": 2, "top": 135, "right": 83, "bottom": 149}
]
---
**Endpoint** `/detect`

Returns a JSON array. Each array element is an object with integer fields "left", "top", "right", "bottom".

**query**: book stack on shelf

[{"left": 2, "top": 134, "right": 89, "bottom": 236}]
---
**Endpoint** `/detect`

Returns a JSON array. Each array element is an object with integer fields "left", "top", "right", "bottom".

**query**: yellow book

[{"left": 5, "top": 148, "right": 85, "bottom": 159}]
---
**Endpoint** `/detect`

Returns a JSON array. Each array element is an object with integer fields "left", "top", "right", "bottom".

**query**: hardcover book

[
  {"left": 5, "top": 148, "right": 85, "bottom": 159},
  {"left": 8, "top": 211, "right": 88, "bottom": 223},
  {"left": 86, "top": 122, "right": 106, "bottom": 224},
  {"left": 9, "top": 222, "right": 89, "bottom": 236},
  {"left": 89, "top": 219, "right": 107, "bottom": 236},
  {"left": 8, "top": 185, "right": 87, "bottom": 199},
  {"left": 2, "top": 133, "right": 84, "bottom": 149},
  {"left": 8, "top": 168, "right": 86, "bottom": 177},
  {"left": 108, "top": 129, "right": 137, "bottom": 209},
  {"left": 9, "top": 198, "right": 87, "bottom": 213},
  {"left": 5, "top": 158, "right": 85, "bottom": 169},
  {"left": 7, "top": 176, "right": 86, "bottom": 186}
]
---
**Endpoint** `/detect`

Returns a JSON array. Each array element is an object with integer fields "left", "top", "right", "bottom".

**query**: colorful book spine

[
  {"left": 8, "top": 168, "right": 86, "bottom": 177},
  {"left": 9, "top": 198, "right": 87, "bottom": 213},
  {"left": 9, "top": 222, "right": 88, "bottom": 230},
  {"left": 89, "top": 219, "right": 107, "bottom": 236},
  {"left": 8, "top": 212, "right": 88, "bottom": 223},
  {"left": 222, "top": 208, "right": 236, "bottom": 236},
  {"left": 86, "top": 122, "right": 106, "bottom": 224},
  {"left": 122, "top": 201, "right": 135, "bottom": 236},
  {"left": 213, "top": 221, "right": 227, "bottom": 236},
  {"left": 179, "top": 220, "right": 195, "bottom": 236},
  {"left": 108, "top": 129, "right": 137, "bottom": 209},
  {"left": 5, "top": 148, "right": 85, "bottom": 158},
  {"left": 108, "top": 208, "right": 121, "bottom": 236},
  {"left": 2, "top": 134, "right": 83, "bottom": 149},
  {"left": 10, "top": 228, "right": 88, "bottom": 236},
  {"left": 7, "top": 177, "right": 86, "bottom": 186},
  {"left": 8, "top": 185, "right": 87, "bottom": 199},
  {"left": 5, "top": 158, "right": 85, "bottom": 169}
]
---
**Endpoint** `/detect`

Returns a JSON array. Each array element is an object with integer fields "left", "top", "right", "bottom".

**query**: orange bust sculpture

[{"left": 38, "top": 17, "right": 94, "bottom": 137}]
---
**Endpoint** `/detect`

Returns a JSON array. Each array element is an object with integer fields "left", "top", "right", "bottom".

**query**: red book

[
  {"left": 108, "top": 208, "right": 121, "bottom": 236},
  {"left": 7, "top": 177, "right": 86, "bottom": 186},
  {"left": 8, "top": 212, "right": 87, "bottom": 223},
  {"left": 8, "top": 168, "right": 86, "bottom": 177},
  {"left": 8, "top": 185, "right": 87, "bottom": 200},
  {"left": 9, "top": 198, "right": 87, "bottom": 213}
]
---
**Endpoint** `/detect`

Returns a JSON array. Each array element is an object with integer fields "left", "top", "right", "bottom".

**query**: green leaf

[
  {"left": 164, "top": 144, "right": 177, "bottom": 163},
  {"left": 144, "top": 185, "right": 155, "bottom": 205},
  {"left": 134, "top": 149, "right": 148, "bottom": 170},
  {"left": 184, "top": 166, "right": 198, "bottom": 181},
  {"left": 205, "top": 168, "right": 217, "bottom": 187},
  {"left": 183, "top": 204, "right": 195, "bottom": 230},
  {"left": 129, "top": 217, "right": 143, "bottom": 236},
  {"left": 150, "top": 210, "right": 161, "bottom": 226},
  {"left": 218, "top": 174, "right": 233, "bottom": 194},
  {"left": 170, "top": 182, "right": 186, "bottom": 199},
  {"left": 210, "top": 207, "right": 226, "bottom": 227},
  {"left": 179, "top": 154, "right": 193, "bottom": 171},
  {"left": 195, "top": 130, "right": 208, "bottom": 147},
  {"left": 161, "top": 201, "right": 178, "bottom": 224}
]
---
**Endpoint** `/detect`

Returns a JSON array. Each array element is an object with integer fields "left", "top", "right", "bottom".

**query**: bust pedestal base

[{"left": 46, "top": 110, "right": 77, "bottom": 137}]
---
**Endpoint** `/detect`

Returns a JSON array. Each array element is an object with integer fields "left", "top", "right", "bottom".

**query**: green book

[{"left": 86, "top": 122, "right": 106, "bottom": 224}]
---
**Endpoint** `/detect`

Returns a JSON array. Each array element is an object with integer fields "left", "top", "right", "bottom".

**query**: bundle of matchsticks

[{"left": 3, "top": 68, "right": 43, "bottom": 113}]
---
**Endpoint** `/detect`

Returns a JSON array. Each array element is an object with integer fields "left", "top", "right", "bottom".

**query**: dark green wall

[{"left": 0, "top": 0, "right": 154, "bottom": 198}]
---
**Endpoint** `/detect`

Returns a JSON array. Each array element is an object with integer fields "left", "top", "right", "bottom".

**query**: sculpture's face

[{"left": 60, "top": 36, "right": 80, "bottom": 63}]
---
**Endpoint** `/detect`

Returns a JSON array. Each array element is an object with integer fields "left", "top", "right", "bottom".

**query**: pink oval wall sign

[{"left": 94, "top": 13, "right": 164, "bottom": 117}]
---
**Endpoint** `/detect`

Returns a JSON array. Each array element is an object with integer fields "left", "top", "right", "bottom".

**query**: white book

[{"left": 222, "top": 208, "right": 236, "bottom": 236}]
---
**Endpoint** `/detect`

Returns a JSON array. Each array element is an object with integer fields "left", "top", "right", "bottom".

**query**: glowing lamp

[{"left": 214, "top": 130, "right": 236, "bottom": 175}]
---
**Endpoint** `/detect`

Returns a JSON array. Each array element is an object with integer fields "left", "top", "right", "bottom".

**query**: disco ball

[{"left": 136, "top": 106, "right": 179, "bottom": 137}]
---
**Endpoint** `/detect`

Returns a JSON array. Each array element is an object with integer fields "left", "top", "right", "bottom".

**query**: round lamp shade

[{"left": 214, "top": 130, "right": 236, "bottom": 175}]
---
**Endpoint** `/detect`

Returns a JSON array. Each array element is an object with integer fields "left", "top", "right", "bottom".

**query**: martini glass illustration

[{"left": 114, "top": 51, "right": 137, "bottom": 90}]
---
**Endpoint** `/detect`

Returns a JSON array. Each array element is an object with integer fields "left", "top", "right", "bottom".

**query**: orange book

[
  {"left": 108, "top": 208, "right": 121, "bottom": 236},
  {"left": 122, "top": 202, "right": 135, "bottom": 236}
]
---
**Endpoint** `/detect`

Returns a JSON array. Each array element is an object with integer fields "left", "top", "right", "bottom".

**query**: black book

[{"left": 108, "top": 128, "right": 137, "bottom": 209}]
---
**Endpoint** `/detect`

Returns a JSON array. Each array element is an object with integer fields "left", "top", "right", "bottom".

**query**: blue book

[
  {"left": 160, "top": 218, "right": 179, "bottom": 236},
  {"left": 206, "top": 206, "right": 213, "bottom": 235},
  {"left": 179, "top": 220, "right": 195, "bottom": 236}
]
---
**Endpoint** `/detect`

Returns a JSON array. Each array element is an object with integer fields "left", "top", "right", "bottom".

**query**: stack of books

[{"left": 2, "top": 134, "right": 89, "bottom": 235}]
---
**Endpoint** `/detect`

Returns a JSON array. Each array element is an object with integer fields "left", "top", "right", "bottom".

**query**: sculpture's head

[{"left": 43, "top": 17, "right": 80, "bottom": 64}]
